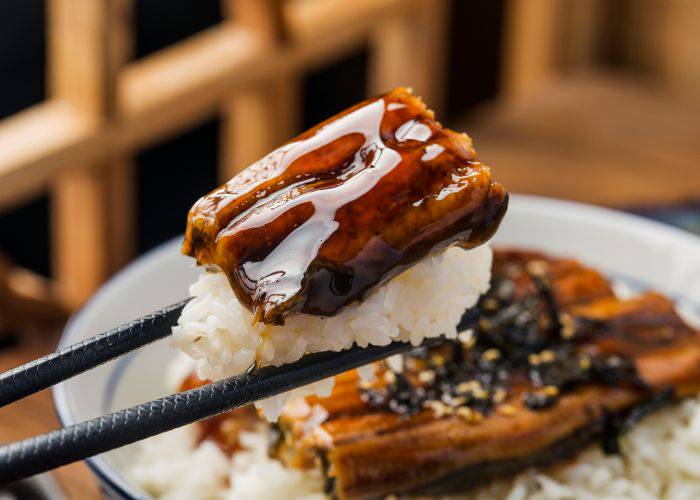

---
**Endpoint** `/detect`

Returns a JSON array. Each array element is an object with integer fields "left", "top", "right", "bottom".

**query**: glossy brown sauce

[{"left": 183, "top": 88, "right": 507, "bottom": 324}]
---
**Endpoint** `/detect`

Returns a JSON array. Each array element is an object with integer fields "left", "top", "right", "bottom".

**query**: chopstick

[
  {"left": 0, "top": 338, "right": 440, "bottom": 484},
  {"left": 0, "top": 299, "right": 190, "bottom": 408},
  {"left": 0, "top": 302, "right": 478, "bottom": 408}
]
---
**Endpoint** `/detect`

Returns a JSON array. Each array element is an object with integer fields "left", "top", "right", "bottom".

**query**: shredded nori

[
  {"left": 360, "top": 259, "right": 663, "bottom": 433},
  {"left": 602, "top": 388, "right": 676, "bottom": 454}
]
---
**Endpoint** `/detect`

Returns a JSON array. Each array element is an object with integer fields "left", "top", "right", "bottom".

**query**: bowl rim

[
  {"left": 52, "top": 237, "right": 183, "bottom": 499},
  {"left": 51, "top": 194, "right": 700, "bottom": 498}
]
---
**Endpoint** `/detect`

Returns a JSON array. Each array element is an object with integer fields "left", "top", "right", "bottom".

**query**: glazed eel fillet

[
  {"left": 271, "top": 250, "right": 700, "bottom": 498},
  {"left": 183, "top": 87, "right": 506, "bottom": 325}
]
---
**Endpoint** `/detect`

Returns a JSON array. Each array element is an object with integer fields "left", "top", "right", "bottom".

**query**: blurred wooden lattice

[
  {"left": 0, "top": 252, "right": 67, "bottom": 342},
  {"left": 0, "top": 0, "right": 450, "bottom": 310},
  {"left": 0, "top": 0, "right": 699, "bottom": 314},
  {"left": 471, "top": 0, "right": 700, "bottom": 206}
]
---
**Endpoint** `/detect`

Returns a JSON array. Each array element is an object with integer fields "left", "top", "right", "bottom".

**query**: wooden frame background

[
  {"left": 0, "top": 0, "right": 450, "bottom": 309},
  {"left": 1, "top": 0, "right": 698, "bottom": 310}
]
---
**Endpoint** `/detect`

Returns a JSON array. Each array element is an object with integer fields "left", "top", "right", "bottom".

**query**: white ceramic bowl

[{"left": 52, "top": 195, "right": 700, "bottom": 498}]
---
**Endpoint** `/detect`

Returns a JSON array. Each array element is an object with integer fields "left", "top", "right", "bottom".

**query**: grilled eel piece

[
  {"left": 272, "top": 250, "right": 700, "bottom": 499},
  {"left": 182, "top": 87, "right": 507, "bottom": 325}
]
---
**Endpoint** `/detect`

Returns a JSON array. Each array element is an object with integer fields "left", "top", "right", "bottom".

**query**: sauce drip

[{"left": 183, "top": 88, "right": 507, "bottom": 324}]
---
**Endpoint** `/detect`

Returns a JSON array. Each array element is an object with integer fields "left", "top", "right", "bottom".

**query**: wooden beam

[
  {"left": 561, "top": 0, "right": 605, "bottom": 68},
  {"left": 219, "top": 0, "right": 299, "bottom": 180},
  {"left": 51, "top": 165, "right": 111, "bottom": 307},
  {"left": 103, "top": 0, "right": 135, "bottom": 272},
  {"left": 48, "top": 0, "right": 107, "bottom": 115},
  {"left": 0, "top": 26, "right": 266, "bottom": 208},
  {"left": 48, "top": 0, "right": 134, "bottom": 308},
  {"left": 222, "top": 0, "right": 287, "bottom": 41},
  {"left": 501, "top": 0, "right": 560, "bottom": 100},
  {"left": 220, "top": 78, "right": 300, "bottom": 180},
  {"left": 115, "top": 17, "right": 369, "bottom": 149},
  {"left": 655, "top": 0, "right": 700, "bottom": 94},
  {"left": 1, "top": 0, "right": 407, "bottom": 212},
  {"left": 117, "top": 24, "right": 263, "bottom": 129},
  {"left": 0, "top": 101, "right": 93, "bottom": 212},
  {"left": 0, "top": 254, "right": 67, "bottom": 334},
  {"left": 284, "top": 0, "right": 399, "bottom": 43},
  {"left": 368, "top": 0, "right": 449, "bottom": 113}
]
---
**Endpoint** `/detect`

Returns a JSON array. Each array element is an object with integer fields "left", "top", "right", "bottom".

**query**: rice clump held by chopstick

[{"left": 171, "top": 245, "right": 492, "bottom": 421}]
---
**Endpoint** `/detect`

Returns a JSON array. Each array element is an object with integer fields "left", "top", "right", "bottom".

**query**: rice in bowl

[{"left": 128, "top": 390, "right": 700, "bottom": 499}]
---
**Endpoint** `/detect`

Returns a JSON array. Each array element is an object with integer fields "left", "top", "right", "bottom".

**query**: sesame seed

[
  {"left": 404, "top": 357, "right": 419, "bottom": 371},
  {"left": 478, "top": 318, "right": 491, "bottom": 331},
  {"left": 458, "top": 329, "right": 476, "bottom": 348},
  {"left": 426, "top": 400, "right": 452, "bottom": 418},
  {"left": 448, "top": 396, "right": 466, "bottom": 407},
  {"left": 430, "top": 354, "right": 445, "bottom": 366},
  {"left": 461, "top": 408, "right": 483, "bottom": 424},
  {"left": 456, "top": 406, "right": 471, "bottom": 417},
  {"left": 607, "top": 356, "right": 622, "bottom": 367},
  {"left": 578, "top": 355, "right": 591, "bottom": 370},
  {"left": 472, "top": 387, "right": 489, "bottom": 399},
  {"left": 539, "top": 350, "right": 556, "bottom": 363},
  {"left": 456, "top": 407, "right": 473, "bottom": 419},
  {"left": 528, "top": 353, "right": 541, "bottom": 365},
  {"left": 418, "top": 370, "right": 435, "bottom": 384},
  {"left": 560, "top": 313, "right": 576, "bottom": 339},
  {"left": 497, "top": 404, "right": 516, "bottom": 417},
  {"left": 424, "top": 400, "right": 438, "bottom": 412},
  {"left": 439, "top": 407, "right": 453, "bottom": 417},
  {"left": 526, "top": 260, "right": 548, "bottom": 277},
  {"left": 456, "top": 381, "right": 479, "bottom": 394},
  {"left": 543, "top": 385, "right": 560, "bottom": 397},
  {"left": 504, "top": 265, "right": 520, "bottom": 279},
  {"left": 492, "top": 388, "right": 507, "bottom": 403},
  {"left": 481, "top": 348, "right": 501, "bottom": 362},
  {"left": 482, "top": 298, "right": 500, "bottom": 312}
]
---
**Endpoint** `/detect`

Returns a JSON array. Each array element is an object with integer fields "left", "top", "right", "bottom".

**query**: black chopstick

[
  {"left": 0, "top": 338, "right": 440, "bottom": 484},
  {"left": 0, "top": 299, "right": 190, "bottom": 408}
]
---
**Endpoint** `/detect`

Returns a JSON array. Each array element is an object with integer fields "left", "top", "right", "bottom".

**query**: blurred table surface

[
  {"left": 0, "top": 332, "right": 101, "bottom": 498},
  {"left": 465, "top": 72, "right": 700, "bottom": 207}
]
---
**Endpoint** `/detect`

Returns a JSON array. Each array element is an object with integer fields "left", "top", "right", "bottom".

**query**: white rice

[
  {"left": 128, "top": 395, "right": 700, "bottom": 499},
  {"left": 172, "top": 245, "right": 493, "bottom": 421},
  {"left": 128, "top": 424, "right": 325, "bottom": 500},
  {"left": 463, "top": 396, "right": 700, "bottom": 500}
]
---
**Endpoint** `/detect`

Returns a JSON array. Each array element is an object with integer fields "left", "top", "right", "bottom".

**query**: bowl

[{"left": 52, "top": 194, "right": 700, "bottom": 498}]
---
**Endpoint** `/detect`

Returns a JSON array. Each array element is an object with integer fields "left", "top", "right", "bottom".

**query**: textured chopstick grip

[
  {"left": 0, "top": 338, "right": 439, "bottom": 484},
  {"left": 0, "top": 299, "right": 190, "bottom": 408}
]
